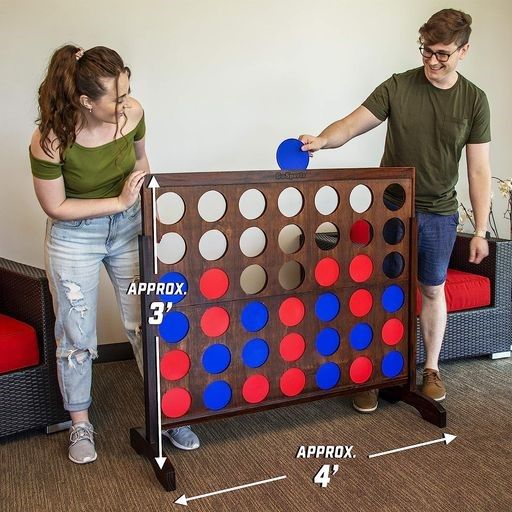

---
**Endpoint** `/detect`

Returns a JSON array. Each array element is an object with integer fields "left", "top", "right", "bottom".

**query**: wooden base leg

[
  {"left": 130, "top": 427, "right": 176, "bottom": 491},
  {"left": 380, "top": 387, "right": 446, "bottom": 427}
]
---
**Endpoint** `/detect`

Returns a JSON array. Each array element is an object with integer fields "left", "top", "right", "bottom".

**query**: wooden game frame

[{"left": 130, "top": 168, "right": 446, "bottom": 491}]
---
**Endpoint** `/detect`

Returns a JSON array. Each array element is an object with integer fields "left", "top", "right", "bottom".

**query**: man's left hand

[{"left": 469, "top": 236, "right": 489, "bottom": 264}]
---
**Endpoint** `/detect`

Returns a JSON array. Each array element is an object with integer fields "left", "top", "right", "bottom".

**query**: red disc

[
  {"left": 349, "top": 356, "right": 373, "bottom": 384},
  {"left": 381, "top": 318, "right": 404, "bottom": 345},
  {"left": 242, "top": 374, "right": 270, "bottom": 404},
  {"left": 280, "top": 368, "right": 306, "bottom": 397},
  {"left": 279, "top": 333, "right": 306, "bottom": 362},
  {"left": 160, "top": 350, "right": 190, "bottom": 381},
  {"left": 161, "top": 388, "right": 192, "bottom": 418},
  {"left": 199, "top": 268, "right": 229, "bottom": 299},
  {"left": 349, "top": 289, "right": 373, "bottom": 317},
  {"left": 349, "top": 254, "right": 373, "bottom": 283},
  {"left": 278, "top": 297, "right": 305, "bottom": 326},
  {"left": 200, "top": 307, "right": 230, "bottom": 337},
  {"left": 350, "top": 220, "right": 372, "bottom": 246},
  {"left": 314, "top": 257, "right": 340, "bottom": 287}
]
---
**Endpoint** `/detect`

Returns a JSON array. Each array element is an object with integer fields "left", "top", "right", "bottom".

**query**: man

[{"left": 300, "top": 8, "right": 491, "bottom": 412}]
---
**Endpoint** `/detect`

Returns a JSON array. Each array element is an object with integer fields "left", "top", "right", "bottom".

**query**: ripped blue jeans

[{"left": 45, "top": 200, "right": 143, "bottom": 412}]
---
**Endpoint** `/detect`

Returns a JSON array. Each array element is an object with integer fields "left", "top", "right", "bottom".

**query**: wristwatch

[{"left": 473, "top": 229, "right": 489, "bottom": 239}]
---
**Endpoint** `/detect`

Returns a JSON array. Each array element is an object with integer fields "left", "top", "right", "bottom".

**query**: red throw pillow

[{"left": 0, "top": 313, "right": 40, "bottom": 374}]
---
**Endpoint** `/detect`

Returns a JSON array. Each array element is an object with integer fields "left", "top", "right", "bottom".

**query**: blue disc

[
  {"left": 276, "top": 138, "right": 310, "bottom": 171},
  {"left": 315, "top": 293, "right": 340, "bottom": 322},
  {"left": 315, "top": 328, "right": 340, "bottom": 356},
  {"left": 241, "top": 301, "right": 269, "bottom": 332},
  {"left": 381, "top": 284, "right": 405, "bottom": 313},
  {"left": 381, "top": 351, "right": 404, "bottom": 378},
  {"left": 349, "top": 323, "right": 373, "bottom": 350},
  {"left": 316, "top": 362, "right": 341, "bottom": 390},
  {"left": 242, "top": 338, "right": 270, "bottom": 368},
  {"left": 202, "top": 344, "right": 231, "bottom": 374},
  {"left": 203, "top": 380, "right": 232, "bottom": 411},
  {"left": 158, "top": 271, "right": 188, "bottom": 305},
  {"left": 159, "top": 311, "right": 189, "bottom": 344}
]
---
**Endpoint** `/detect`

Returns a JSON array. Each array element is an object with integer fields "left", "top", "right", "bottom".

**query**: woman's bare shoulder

[
  {"left": 125, "top": 98, "right": 144, "bottom": 131},
  {"left": 30, "top": 128, "right": 60, "bottom": 162}
]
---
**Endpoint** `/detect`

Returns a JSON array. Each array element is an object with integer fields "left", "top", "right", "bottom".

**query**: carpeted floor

[{"left": 1, "top": 356, "right": 511, "bottom": 512}]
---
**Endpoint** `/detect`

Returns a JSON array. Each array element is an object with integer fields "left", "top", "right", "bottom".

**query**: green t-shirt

[
  {"left": 362, "top": 67, "right": 491, "bottom": 214},
  {"left": 30, "top": 115, "right": 146, "bottom": 199}
]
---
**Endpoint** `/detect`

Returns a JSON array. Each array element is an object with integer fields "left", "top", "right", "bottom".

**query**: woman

[{"left": 30, "top": 45, "right": 199, "bottom": 464}]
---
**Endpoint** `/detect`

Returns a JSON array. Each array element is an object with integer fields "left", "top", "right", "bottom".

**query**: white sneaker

[
  {"left": 162, "top": 426, "right": 200, "bottom": 450},
  {"left": 68, "top": 422, "right": 97, "bottom": 464}
]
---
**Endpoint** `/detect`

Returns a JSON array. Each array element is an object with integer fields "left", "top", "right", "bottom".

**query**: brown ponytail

[{"left": 37, "top": 44, "right": 130, "bottom": 160}]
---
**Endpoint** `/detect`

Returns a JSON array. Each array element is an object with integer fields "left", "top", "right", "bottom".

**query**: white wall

[{"left": 1, "top": 0, "right": 510, "bottom": 344}]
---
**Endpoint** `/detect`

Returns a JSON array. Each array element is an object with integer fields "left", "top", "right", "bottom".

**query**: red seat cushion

[
  {"left": 416, "top": 269, "right": 491, "bottom": 315},
  {"left": 0, "top": 313, "right": 40, "bottom": 374}
]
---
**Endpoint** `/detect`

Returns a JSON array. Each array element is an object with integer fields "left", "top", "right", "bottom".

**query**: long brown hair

[
  {"left": 419, "top": 9, "right": 472, "bottom": 47},
  {"left": 37, "top": 45, "right": 130, "bottom": 160}
]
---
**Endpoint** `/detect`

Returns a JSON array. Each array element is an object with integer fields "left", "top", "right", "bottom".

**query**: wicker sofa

[
  {"left": 0, "top": 258, "right": 69, "bottom": 438},
  {"left": 416, "top": 234, "right": 512, "bottom": 363}
]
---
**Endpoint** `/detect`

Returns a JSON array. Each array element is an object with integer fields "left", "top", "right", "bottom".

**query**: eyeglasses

[{"left": 419, "top": 45, "right": 462, "bottom": 63}]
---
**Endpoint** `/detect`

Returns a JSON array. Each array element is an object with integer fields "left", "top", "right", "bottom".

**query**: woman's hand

[{"left": 118, "top": 169, "right": 147, "bottom": 210}]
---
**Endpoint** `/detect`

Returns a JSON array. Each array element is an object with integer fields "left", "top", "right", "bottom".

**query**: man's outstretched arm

[{"left": 299, "top": 106, "right": 383, "bottom": 152}]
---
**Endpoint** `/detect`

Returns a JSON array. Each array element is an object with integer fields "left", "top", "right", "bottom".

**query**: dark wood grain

[{"left": 131, "top": 167, "right": 446, "bottom": 490}]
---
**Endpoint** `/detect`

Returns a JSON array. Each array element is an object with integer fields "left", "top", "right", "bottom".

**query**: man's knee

[{"left": 419, "top": 282, "right": 445, "bottom": 301}]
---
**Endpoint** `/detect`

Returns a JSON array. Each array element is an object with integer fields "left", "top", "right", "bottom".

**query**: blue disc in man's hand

[{"left": 276, "top": 138, "right": 309, "bottom": 171}]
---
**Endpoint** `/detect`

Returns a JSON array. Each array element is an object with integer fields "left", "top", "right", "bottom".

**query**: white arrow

[
  {"left": 154, "top": 335, "right": 166, "bottom": 469},
  {"left": 148, "top": 176, "right": 160, "bottom": 275},
  {"left": 368, "top": 433, "right": 456, "bottom": 459},
  {"left": 174, "top": 475, "right": 287, "bottom": 506}
]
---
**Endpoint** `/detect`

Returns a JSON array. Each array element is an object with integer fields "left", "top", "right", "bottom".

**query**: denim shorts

[
  {"left": 416, "top": 211, "right": 459, "bottom": 286},
  {"left": 382, "top": 210, "right": 458, "bottom": 287}
]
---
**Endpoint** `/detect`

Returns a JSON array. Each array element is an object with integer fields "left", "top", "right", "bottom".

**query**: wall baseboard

[{"left": 94, "top": 342, "right": 134, "bottom": 364}]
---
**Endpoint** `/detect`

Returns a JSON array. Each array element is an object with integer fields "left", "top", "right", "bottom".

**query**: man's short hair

[{"left": 419, "top": 9, "right": 472, "bottom": 47}]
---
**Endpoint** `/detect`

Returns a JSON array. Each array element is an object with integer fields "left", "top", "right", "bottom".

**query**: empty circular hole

[
  {"left": 350, "top": 220, "right": 373, "bottom": 247},
  {"left": 382, "top": 252, "right": 405, "bottom": 279},
  {"left": 315, "top": 222, "right": 339, "bottom": 250},
  {"left": 199, "top": 230, "right": 228, "bottom": 261},
  {"left": 278, "top": 224, "right": 304, "bottom": 254},
  {"left": 157, "top": 192, "right": 185, "bottom": 225},
  {"left": 239, "top": 189, "right": 266, "bottom": 220},
  {"left": 278, "top": 187, "right": 304, "bottom": 218},
  {"left": 349, "top": 184, "right": 373, "bottom": 213},
  {"left": 314, "top": 186, "right": 339, "bottom": 215},
  {"left": 198, "top": 190, "right": 227, "bottom": 222},
  {"left": 383, "top": 184, "right": 406, "bottom": 211},
  {"left": 158, "top": 233, "right": 186, "bottom": 264},
  {"left": 278, "top": 261, "right": 305, "bottom": 290},
  {"left": 240, "top": 265, "right": 267, "bottom": 295},
  {"left": 239, "top": 227, "right": 267, "bottom": 257},
  {"left": 383, "top": 218, "right": 405, "bottom": 245}
]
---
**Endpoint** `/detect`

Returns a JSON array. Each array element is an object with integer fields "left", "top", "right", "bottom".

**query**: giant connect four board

[{"left": 130, "top": 168, "right": 446, "bottom": 491}]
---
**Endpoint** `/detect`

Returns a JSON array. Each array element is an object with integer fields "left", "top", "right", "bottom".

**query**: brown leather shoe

[
  {"left": 352, "top": 389, "right": 378, "bottom": 413},
  {"left": 421, "top": 368, "right": 446, "bottom": 401}
]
